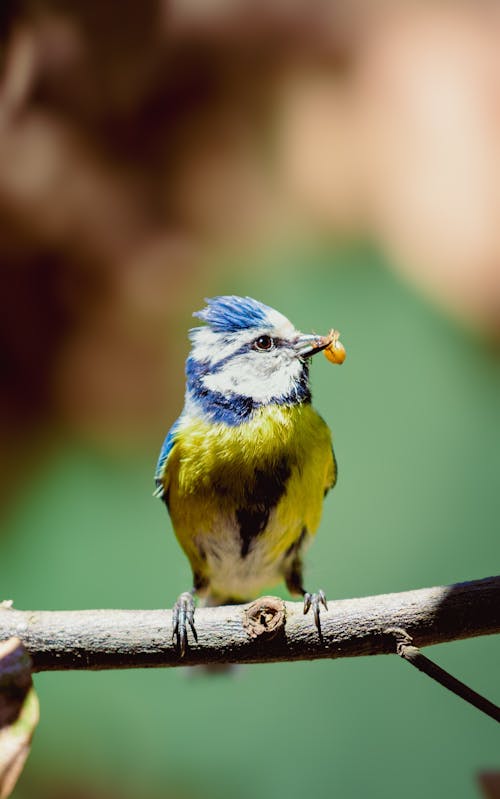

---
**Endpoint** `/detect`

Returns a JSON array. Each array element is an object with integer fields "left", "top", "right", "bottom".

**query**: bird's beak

[
  {"left": 294, "top": 330, "right": 346, "bottom": 363},
  {"left": 294, "top": 333, "right": 334, "bottom": 357}
]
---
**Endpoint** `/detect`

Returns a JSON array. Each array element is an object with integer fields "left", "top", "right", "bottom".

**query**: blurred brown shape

[
  {"left": 479, "top": 772, "right": 500, "bottom": 799},
  {"left": 356, "top": 5, "right": 500, "bottom": 333},
  {"left": 18, "top": 772, "right": 191, "bottom": 799},
  {"left": 0, "top": 637, "right": 39, "bottom": 799},
  {"left": 279, "top": 4, "right": 500, "bottom": 333}
]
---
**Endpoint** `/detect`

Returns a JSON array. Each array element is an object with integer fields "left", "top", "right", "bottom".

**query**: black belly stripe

[
  {"left": 237, "top": 457, "right": 291, "bottom": 558},
  {"left": 237, "top": 507, "right": 270, "bottom": 558}
]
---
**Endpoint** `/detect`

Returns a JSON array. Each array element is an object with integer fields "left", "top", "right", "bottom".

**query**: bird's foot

[
  {"left": 172, "top": 591, "right": 197, "bottom": 657},
  {"left": 303, "top": 589, "right": 328, "bottom": 636}
]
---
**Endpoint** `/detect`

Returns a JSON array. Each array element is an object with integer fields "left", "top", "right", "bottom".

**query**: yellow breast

[{"left": 163, "top": 403, "right": 335, "bottom": 597}]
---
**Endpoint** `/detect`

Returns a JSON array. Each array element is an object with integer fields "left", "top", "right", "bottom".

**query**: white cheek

[{"left": 202, "top": 352, "right": 303, "bottom": 403}]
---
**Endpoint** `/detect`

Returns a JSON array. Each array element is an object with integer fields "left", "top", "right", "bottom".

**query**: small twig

[
  {"left": 0, "top": 576, "right": 498, "bottom": 672},
  {"left": 386, "top": 628, "right": 500, "bottom": 723}
]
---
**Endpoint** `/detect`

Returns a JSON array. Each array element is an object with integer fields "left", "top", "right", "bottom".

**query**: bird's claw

[
  {"left": 172, "top": 591, "right": 197, "bottom": 657},
  {"left": 303, "top": 589, "right": 328, "bottom": 634}
]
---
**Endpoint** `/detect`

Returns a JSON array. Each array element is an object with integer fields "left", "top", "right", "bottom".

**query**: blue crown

[{"left": 193, "top": 296, "right": 272, "bottom": 333}]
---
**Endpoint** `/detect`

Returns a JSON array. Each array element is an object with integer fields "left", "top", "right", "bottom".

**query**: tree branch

[
  {"left": 385, "top": 627, "right": 500, "bottom": 723},
  {"left": 0, "top": 576, "right": 498, "bottom": 672}
]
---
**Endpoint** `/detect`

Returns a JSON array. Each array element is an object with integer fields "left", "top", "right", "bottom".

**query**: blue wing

[{"left": 153, "top": 418, "right": 181, "bottom": 499}]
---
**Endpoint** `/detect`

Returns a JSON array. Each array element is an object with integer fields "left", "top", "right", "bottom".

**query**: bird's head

[{"left": 184, "top": 296, "right": 340, "bottom": 424}]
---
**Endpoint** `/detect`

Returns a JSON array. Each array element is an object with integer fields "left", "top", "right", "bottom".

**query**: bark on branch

[{"left": 0, "top": 576, "right": 498, "bottom": 672}]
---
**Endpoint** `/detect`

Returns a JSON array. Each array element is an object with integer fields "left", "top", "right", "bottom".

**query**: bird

[{"left": 154, "top": 295, "right": 345, "bottom": 656}]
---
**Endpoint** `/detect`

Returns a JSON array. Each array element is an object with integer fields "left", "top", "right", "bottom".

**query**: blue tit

[{"left": 154, "top": 296, "right": 345, "bottom": 655}]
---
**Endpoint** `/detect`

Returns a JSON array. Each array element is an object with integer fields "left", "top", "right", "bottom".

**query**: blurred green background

[
  {"left": 1, "top": 2, "right": 499, "bottom": 798},
  {"left": 3, "top": 246, "right": 499, "bottom": 799}
]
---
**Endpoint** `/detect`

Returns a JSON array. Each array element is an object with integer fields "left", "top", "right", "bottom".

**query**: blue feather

[
  {"left": 154, "top": 419, "right": 180, "bottom": 497},
  {"left": 187, "top": 387, "right": 255, "bottom": 426},
  {"left": 193, "top": 296, "right": 271, "bottom": 333}
]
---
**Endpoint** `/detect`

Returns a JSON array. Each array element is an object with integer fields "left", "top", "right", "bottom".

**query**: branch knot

[{"left": 243, "top": 596, "right": 286, "bottom": 640}]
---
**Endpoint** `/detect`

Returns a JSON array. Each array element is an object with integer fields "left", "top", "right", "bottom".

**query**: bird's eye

[{"left": 254, "top": 335, "right": 274, "bottom": 351}]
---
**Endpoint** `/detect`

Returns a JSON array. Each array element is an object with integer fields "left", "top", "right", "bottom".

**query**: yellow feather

[{"left": 160, "top": 404, "right": 334, "bottom": 599}]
